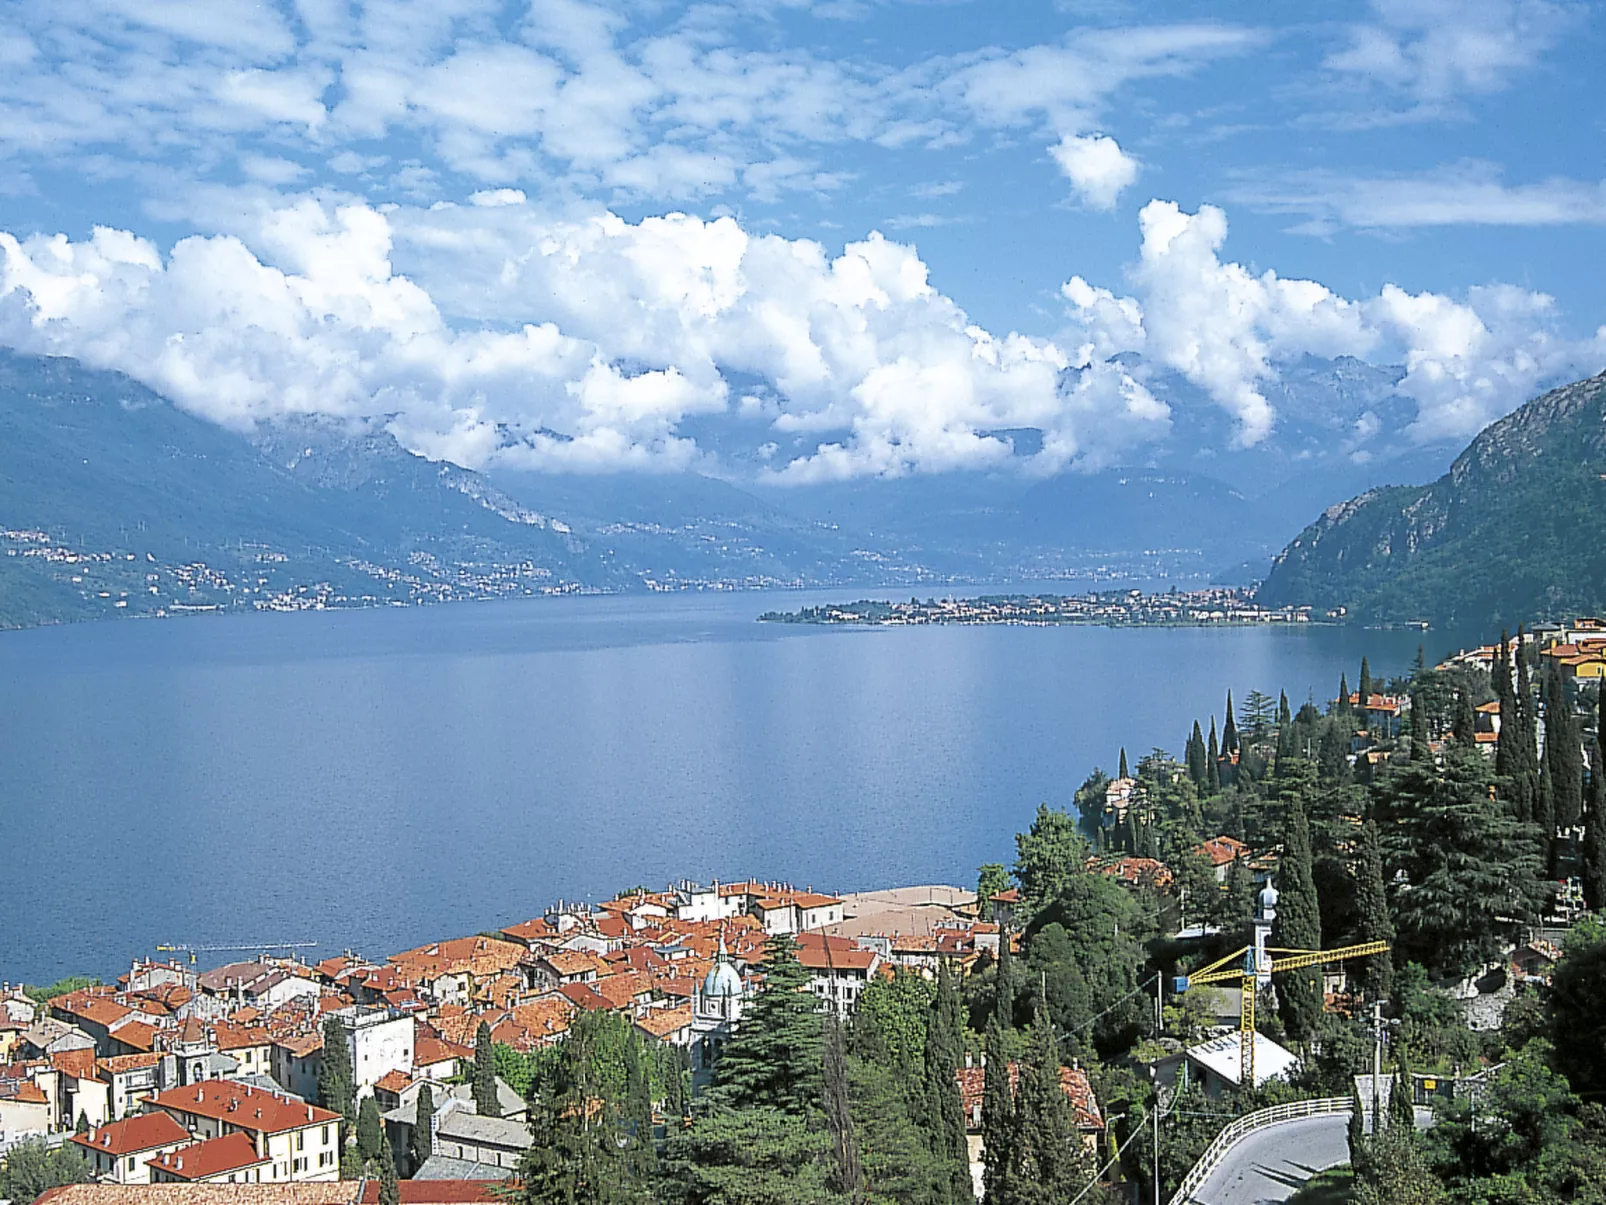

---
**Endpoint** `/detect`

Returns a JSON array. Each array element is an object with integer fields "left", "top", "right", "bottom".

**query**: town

[
  {"left": 759, "top": 588, "right": 1329, "bottom": 628},
  {"left": 6, "top": 617, "right": 1606, "bottom": 1205}
]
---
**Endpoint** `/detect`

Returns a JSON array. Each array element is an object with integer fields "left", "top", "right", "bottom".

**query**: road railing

[{"left": 1166, "top": 1096, "right": 1350, "bottom": 1205}]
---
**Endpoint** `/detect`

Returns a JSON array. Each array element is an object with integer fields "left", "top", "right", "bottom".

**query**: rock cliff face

[{"left": 1258, "top": 371, "right": 1606, "bottom": 628}]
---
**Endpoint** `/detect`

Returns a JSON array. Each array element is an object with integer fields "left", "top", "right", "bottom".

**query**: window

[
  {"left": 321, "top": 1125, "right": 329, "bottom": 1144},
  {"left": 127, "top": 1157, "right": 135, "bottom": 1172},
  {"left": 296, "top": 1132, "right": 304, "bottom": 1151}
]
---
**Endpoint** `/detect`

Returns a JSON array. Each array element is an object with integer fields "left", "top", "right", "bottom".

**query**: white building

[
  {"left": 144, "top": 1080, "right": 342, "bottom": 1182},
  {"left": 330, "top": 1007, "right": 414, "bottom": 1098},
  {"left": 690, "top": 936, "right": 745, "bottom": 1084}
]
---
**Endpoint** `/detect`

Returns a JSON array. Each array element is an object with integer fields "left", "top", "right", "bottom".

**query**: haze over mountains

[{"left": 0, "top": 347, "right": 1479, "bottom": 627}]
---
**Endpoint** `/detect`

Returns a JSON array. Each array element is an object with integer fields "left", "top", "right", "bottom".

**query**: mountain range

[
  {"left": 0, "top": 347, "right": 1473, "bottom": 628},
  {"left": 1259, "top": 369, "right": 1606, "bottom": 629}
]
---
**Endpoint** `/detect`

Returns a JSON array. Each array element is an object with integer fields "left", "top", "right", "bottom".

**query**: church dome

[{"left": 703, "top": 960, "right": 742, "bottom": 998}]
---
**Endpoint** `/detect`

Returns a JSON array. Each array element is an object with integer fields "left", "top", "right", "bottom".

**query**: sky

[{"left": 0, "top": 0, "right": 1603, "bottom": 482}]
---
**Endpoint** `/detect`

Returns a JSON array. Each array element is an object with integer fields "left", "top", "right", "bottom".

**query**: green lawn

[{"left": 1287, "top": 1166, "right": 1353, "bottom": 1205}]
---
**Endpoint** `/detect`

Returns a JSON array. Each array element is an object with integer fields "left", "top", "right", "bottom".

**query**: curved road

[{"left": 1186, "top": 1112, "right": 1351, "bottom": 1204}]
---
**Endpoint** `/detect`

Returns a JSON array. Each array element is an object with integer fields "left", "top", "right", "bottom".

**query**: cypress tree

[
  {"left": 74, "top": 1111, "right": 88, "bottom": 1135},
  {"left": 473, "top": 1021, "right": 501, "bottom": 1118},
  {"left": 1390, "top": 1047, "right": 1416, "bottom": 1132},
  {"left": 1355, "top": 820, "right": 1395, "bottom": 1003},
  {"left": 318, "top": 1015, "right": 356, "bottom": 1132},
  {"left": 994, "top": 927, "right": 1015, "bottom": 1030},
  {"left": 1358, "top": 658, "right": 1373, "bottom": 709},
  {"left": 1339, "top": 674, "right": 1352, "bottom": 717},
  {"left": 623, "top": 1030, "right": 657, "bottom": 1183},
  {"left": 980, "top": 1019, "right": 1014, "bottom": 1205},
  {"left": 1207, "top": 720, "right": 1221, "bottom": 793},
  {"left": 1011, "top": 1004, "right": 1091, "bottom": 1203},
  {"left": 1544, "top": 660, "right": 1585, "bottom": 830},
  {"left": 1279, "top": 690, "right": 1293, "bottom": 730},
  {"left": 1452, "top": 691, "right": 1477, "bottom": 747},
  {"left": 1119, "top": 747, "right": 1129, "bottom": 780},
  {"left": 1223, "top": 691, "right": 1240, "bottom": 754},
  {"left": 1508, "top": 631, "right": 1539, "bottom": 822},
  {"left": 1584, "top": 685, "right": 1606, "bottom": 912},
  {"left": 1187, "top": 720, "right": 1207, "bottom": 787},
  {"left": 410, "top": 1083, "right": 434, "bottom": 1170},
  {"left": 357, "top": 1096, "right": 383, "bottom": 1163},
  {"left": 1408, "top": 691, "right": 1429, "bottom": 761},
  {"left": 925, "top": 961, "right": 974, "bottom": 1204},
  {"left": 378, "top": 1128, "right": 400, "bottom": 1205},
  {"left": 1348, "top": 1085, "right": 1369, "bottom": 1170},
  {"left": 821, "top": 1014, "right": 862, "bottom": 1201},
  {"left": 1491, "top": 635, "right": 1512, "bottom": 775},
  {"left": 708, "top": 932, "right": 822, "bottom": 1114},
  {"left": 1274, "top": 795, "right": 1323, "bottom": 1043}
]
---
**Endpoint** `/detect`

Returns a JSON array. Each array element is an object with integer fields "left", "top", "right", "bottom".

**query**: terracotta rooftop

[
  {"left": 954, "top": 1063, "right": 1102, "bottom": 1131},
  {"left": 390, "top": 937, "right": 527, "bottom": 981},
  {"left": 149, "top": 1133, "right": 272, "bottom": 1181},
  {"left": 633, "top": 1005, "right": 693, "bottom": 1040},
  {"left": 1196, "top": 836, "right": 1249, "bottom": 868},
  {"left": 148, "top": 1080, "right": 340, "bottom": 1134},
  {"left": 71, "top": 1112, "right": 191, "bottom": 1157}
]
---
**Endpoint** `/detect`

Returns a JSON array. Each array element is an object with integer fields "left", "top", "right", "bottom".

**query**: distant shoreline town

[{"left": 759, "top": 587, "right": 1340, "bottom": 628}]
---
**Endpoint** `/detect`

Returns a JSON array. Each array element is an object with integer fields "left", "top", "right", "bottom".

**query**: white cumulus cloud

[{"left": 1049, "top": 134, "right": 1139, "bottom": 210}]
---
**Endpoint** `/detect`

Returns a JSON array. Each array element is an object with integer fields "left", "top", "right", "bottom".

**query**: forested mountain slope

[{"left": 1258, "top": 370, "right": 1606, "bottom": 627}]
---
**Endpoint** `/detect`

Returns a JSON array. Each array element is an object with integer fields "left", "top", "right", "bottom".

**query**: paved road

[{"left": 1187, "top": 1113, "right": 1351, "bottom": 1204}]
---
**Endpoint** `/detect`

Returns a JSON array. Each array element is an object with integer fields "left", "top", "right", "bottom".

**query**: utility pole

[
  {"left": 1152, "top": 1094, "right": 1161, "bottom": 1205},
  {"left": 1371, "top": 1000, "right": 1384, "bottom": 1136},
  {"left": 1154, "top": 972, "right": 1163, "bottom": 1036}
]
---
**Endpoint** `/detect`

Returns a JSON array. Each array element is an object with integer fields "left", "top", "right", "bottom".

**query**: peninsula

[{"left": 759, "top": 587, "right": 1328, "bottom": 627}]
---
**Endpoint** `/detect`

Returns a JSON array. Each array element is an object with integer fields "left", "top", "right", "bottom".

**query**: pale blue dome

[{"left": 703, "top": 961, "right": 743, "bottom": 998}]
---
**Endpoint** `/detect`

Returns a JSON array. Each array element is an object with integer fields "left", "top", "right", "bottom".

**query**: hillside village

[{"left": 1, "top": 880, "right": 1023, "bottom": 1189}]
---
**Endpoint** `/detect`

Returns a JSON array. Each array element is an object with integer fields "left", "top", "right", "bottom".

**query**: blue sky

[{"left": 0, "top": 0, "right": 1602, "bottom": 480}]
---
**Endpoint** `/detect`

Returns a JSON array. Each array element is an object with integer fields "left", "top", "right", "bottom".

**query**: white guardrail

[{"left": 1166, "top": 1096, "right": 1350, "bottom": 1205}]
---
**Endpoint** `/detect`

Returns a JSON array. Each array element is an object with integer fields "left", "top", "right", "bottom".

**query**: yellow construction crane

[{"left": 1174, "top": 880, "right": 1388, "bottom": 1086}]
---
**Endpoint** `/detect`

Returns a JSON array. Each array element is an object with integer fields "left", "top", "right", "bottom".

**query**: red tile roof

[
  {"left": 1196, "top": 836, "right": 1249, "bottom": 868},
  {"left": 793, "top": 933, "right": 877, "bottom": 972},
  {"left": 148, "top": 1081, "right": 340, "bottom": 1134},
  {"left": 954, "top": 1063, "right": 1102, "bottom": 1131},
  {"left": 374, "top": 1070, "right": 414, "bottom": 1095},
  {"left": 413, "top": 1036, "right": 470, "bottom": 1068},
  {"left": 633, "top": 1005, "right": 693, "bottom": 1040},
  {"left": 52, "top": 1048, "right": 100, "bottom": 1080},
  {"left": 149, "top": 1133, "right": 270, "bottom": 1181},
  {"left": 358, "top": 1183, "right": 504, "bottom": 1203},
  {"left": 72, "top": 1112, "right": 191, "bottom": 1157}
]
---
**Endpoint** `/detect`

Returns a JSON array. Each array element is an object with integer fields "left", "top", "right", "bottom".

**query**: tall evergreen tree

[
  {"left": 1118, "top": 747, "right": 1129, "bottom": 780},
  {"left": 709, "top": 933, "right": 822, "bottom": 1114},
  {"left": 1507, "top": 631, "right": 1540, "bottom": 823},
  {"left": 1274, "top": 795, "right": 1324, "bottom": 1043},
  {"left": 357, "top": 1096, "right": 383, "bottom": 1163},
  {"left": 1186, "top": 720, "right": 1207, "bottom": 787},
  {"left": 411, "top": 1082, "right": 434, "bottom": 1171},
  {"left": 1355, "top": 820, "right": 1395, "bottom": 1003},
  {"left": 994, "top": 927, "right": 1016, "bottom": 1030},
  {"left": 1207, "top": 720, "right": 1221, "bottom": 793},
  {"left": 1452, "top": 691, "right": 1477, "bottom": 747},
  {"left": 821, "top": 1014, "right": 862, "bottom": 1202},
  {"left": 1408, "top": 690, "right": 1430, "bottom": 760},
  {"left": 980, "top": 1020, "right": 1014, "bottom": 1205},
  {"left": 378, "top": 1128, "right": 400, "bottom": 1205},
  {"left": 318, "top": 1015, "right": 356, "bottom": 1131},
  {"left": 1279, "top": 690, "right": 1293, "bottom": 729},
  {"left": 924, "top": 962, "right": 973, "bottom": 1204},
  {"left": 1010, "top": 1005, "right": 1093, "bottom": 1205},
  {"left": 1584, "top": 685, "right": 1606, "bottom": 911},
  {"left": 1544, "top": 660, "right": 1585, "bottom": 830},
  {"left": 1339, "top": 674, "right": 1352, "bottom": 717},
  {"left": 622, "top": 1030, "right": 657, "bottom": 1185},
  {"left": 1223, "top": 691, "right": 1239, "bottom": 754},
  {"left": 1382, "top": 750, "right": 1551, "bottom": 980},
  {"left": 474, "top": 1021, "right": 502, "bottom": 1118},
  {"left": 1358, "top": 658, "right": 1373, "bottom": 708},
  {"left": 1390, "top": 1047, "right": 1416, "bottom": 1132}
]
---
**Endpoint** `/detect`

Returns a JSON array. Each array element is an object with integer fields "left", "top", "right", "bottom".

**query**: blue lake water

[{"left": 1, "top": 592, "right": 1457, "bottom": 984}]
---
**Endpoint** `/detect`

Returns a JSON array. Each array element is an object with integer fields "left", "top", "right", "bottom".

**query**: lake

[{"left": 0, "top": 591, "right": 1456, "bottom": 984}]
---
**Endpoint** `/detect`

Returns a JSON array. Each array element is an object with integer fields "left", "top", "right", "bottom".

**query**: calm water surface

[{"left": 2, "top": 592, "right": 1455, "bottom": 982}]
